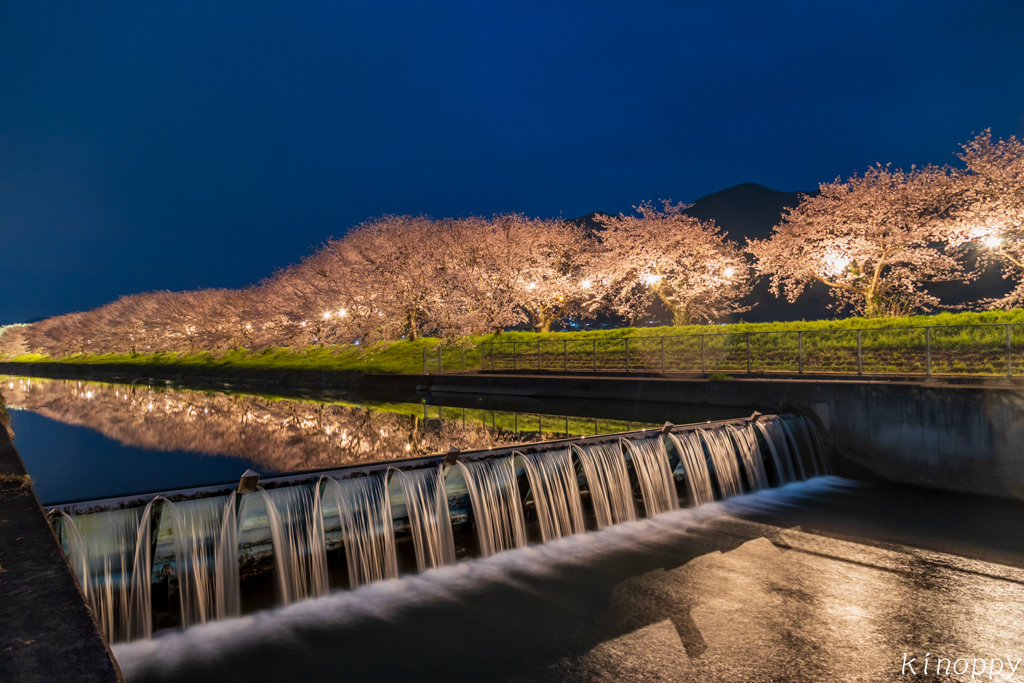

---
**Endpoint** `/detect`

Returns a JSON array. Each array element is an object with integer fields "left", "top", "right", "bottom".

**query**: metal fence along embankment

[{"left": 423, "top": 323, "right": 1024, "bottom": 380}]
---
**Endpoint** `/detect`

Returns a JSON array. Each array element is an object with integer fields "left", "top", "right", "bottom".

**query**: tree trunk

[{"left": 407, "top": 310, "right": 419, "bottom": 341}]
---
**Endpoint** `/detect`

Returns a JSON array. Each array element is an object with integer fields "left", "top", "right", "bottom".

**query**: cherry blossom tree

[
  {"left": 748, "top": 164, "right": 968, "bottom": 317},
  {"left": 450, "top": 214, "right": 600, "bottom": 333},
  {"left": 296, "top": 215, "right": 478, "bottom": 343},
  {"left": 951, "top": 130, "right": 1024, "bottom": 308},
  {"left": 595, "top": 201, "right": 750, "bottom": 325}
]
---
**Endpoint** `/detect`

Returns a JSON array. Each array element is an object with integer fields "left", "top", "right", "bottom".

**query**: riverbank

[
  {"left": 4, "top": 309, "right": 1023, "bottom": 376},
  {"left": 0, "top": 423, "right": 122, "bottom": 681}
]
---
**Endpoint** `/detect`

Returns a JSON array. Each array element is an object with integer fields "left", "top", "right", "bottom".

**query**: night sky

[{"left": 2, "top": 1, "right": 1023, "bottom": 323}]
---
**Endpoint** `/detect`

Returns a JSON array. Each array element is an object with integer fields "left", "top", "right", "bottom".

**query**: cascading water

[
  {"left": 756, "top": 417, "right": 799, "bottom": 484},
  {"left": 698, "top": 428, "right": 745, "bottom": 498},
  {"left": 667, "top": 431, "right": 714, "bottom": 506},
  {"left": 55, "top": 507, "right": 148, "bottom": 643},
  {"left": 52, "top": 412, "right": 828, "bottom": 643},
  {"left": 781, "top": 416, "right": 825, "bottom": 478},
  {"left": 725, "top": 423, "right": 768, "bottom": 492},
  {"left": 572, "top": 442, "right": 636, "bottom": 529},
  {"left": 621, "top": 437, "right": 679, "bottom": 517},
  {"left": 162, "top": 494, "right": 240, "bottom": 629},
  {"left": 391, "top": 465, "right": 456, "bottom": 572},
  {"left": 323, "top": 474, "right": 398, "bottom": 587},
  {"left": 456, "top": 456, "right": 527, "bottom": 557},
  {"left": 518, "top": 448, "right": 586, "bottom": 542},
  {"left": 243, "top": 485, "right": 329, "bottom": 604}
]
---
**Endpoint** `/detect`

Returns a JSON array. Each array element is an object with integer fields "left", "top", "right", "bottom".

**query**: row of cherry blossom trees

[
  {"left": 4, "top": 130, "right": 1021, "bottom": 358},
  {"left": 750, "top": 130, "right": 1024, "bottom": 316},
  {"left": 7, "top": 206, "right": 749, "bottom": 356}
]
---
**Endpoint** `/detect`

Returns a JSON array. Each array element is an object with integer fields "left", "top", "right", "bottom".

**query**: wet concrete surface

[
  {"left": 0, "top": 428, "right": 122, "bottom": 682},
  {"left": 113, "top": 483, "right": 1024, "bottom": 683}
]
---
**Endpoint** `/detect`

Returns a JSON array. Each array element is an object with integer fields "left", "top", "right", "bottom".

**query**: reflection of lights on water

[{"left": 405, "top": 444, "right": 411, "bottom": 451}]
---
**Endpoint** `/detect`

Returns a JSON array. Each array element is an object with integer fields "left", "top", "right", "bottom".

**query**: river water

[{"left": 4, "top": 374, "right": 1024, "bottom": 682}]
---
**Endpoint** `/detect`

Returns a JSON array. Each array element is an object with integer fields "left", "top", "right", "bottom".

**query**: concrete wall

[
  {"left": 428, "top": 375, "right": 1024, "bottom": 501},
  {"left": 0, "top": 423, "right": 123, "bottom": 681}
]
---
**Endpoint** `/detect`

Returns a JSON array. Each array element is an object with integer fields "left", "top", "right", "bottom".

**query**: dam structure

[{"left": 46, "top": 413, "right": 824, "bottom": 643}]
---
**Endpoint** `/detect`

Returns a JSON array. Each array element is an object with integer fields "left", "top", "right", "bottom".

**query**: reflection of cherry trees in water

[{"left": 3, "top": 377, "right": 528, "bottom": 473}]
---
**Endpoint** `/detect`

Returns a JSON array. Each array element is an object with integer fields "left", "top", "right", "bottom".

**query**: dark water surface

[
  {"left": 3, "top": 375, "right": 663, "bottom": 504},
  {"left": 112, "top": 483, "right": 1024, "bottom": 683},
  {"left": 6, "top": 374, "right": 1024, "bottom": 681}
]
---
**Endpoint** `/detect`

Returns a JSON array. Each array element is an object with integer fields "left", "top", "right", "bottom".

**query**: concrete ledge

[
  {"left": 0, "top": 361, "right": 422, "bottom": 400},
  {"left": 0, "top": 427, "right": 122, "bottom": 682},
  {"left": 425, "top": 373, "right": 1024, "bottom": 501}
]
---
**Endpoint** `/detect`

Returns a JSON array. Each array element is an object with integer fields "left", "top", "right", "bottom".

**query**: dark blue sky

[{"left": 2, "top": 1, "right": 1023, "bottom": 323}]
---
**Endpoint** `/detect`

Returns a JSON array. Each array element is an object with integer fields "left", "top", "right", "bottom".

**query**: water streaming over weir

[{"left": 49, "top": 413, "right": 825, "bottom": 643}]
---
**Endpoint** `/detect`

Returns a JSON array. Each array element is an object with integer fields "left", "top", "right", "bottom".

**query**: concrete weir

[
  {"left": 0, "top": 426, "right": 123, "bottom": 682},
  {"left": 424, "top": 374, "right": 1024, "bottom": 501}
]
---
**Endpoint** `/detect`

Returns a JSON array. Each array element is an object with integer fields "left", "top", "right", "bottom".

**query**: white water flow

[
  {"left": 622, "top": 437, "right": 679, "bottom": 517},
  {"left": 456, "top": 456, "right": 527, "bottom": 557},
  {"left": 698, "top": 428, "right": 744, "bottom": 498},
  {"left": 667, "top": 432, "right": 715, "bottom": 506},
  {"left": 518, "top": 448, "right": 586, "bottom": 542},
  {"left": 782, "top": 416, "right": 824, "bottom": 478},
  {"left": 126, "top": 499, "right": 158, "bottom": 641},
  {"left": 725, "top": 423, "right": 769, "bottom": 492},
  {"left": 56, "top": 507, "right": 145, "bottom": 643},
  {"left": 391, "top": 466, "right": 456, "bottom": 572},
  {"left": 163, "top": 494, "right": 240, "bottom": 629},
  {"left": 323, "top": 475, "right": 398, "bottom": 587},
  {"left": 246, "top": 486, "right": 328, "bottom": 604},
  {"left": 756, "top": 417, "right": 798, "bottom": 483},
  {"left": 573, "top": 442, "right": 636, "bottom": 529}
]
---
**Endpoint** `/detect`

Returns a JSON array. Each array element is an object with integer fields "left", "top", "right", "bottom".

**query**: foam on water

[{"left": 112, "top": 478, "right": 848, "bottom": 682}]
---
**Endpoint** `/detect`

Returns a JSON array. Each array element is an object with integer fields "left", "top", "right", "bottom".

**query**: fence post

[
  {"left": 700, "top": 335, "right": 705, "bottom": 375},
  {"left": 438, "top": 345, "right": 443, "bottom": 375},
  {"left": 661, "top": 336, "right": 665, "bottom": 373},
  {"left": 491, "top": 343, "right": 495, "bottom": 371},
  {"left": 422, "top": 346, "right": 427, "bottom": 375},
  {"left": 798, "top": 331, "right": 803, "bottom": 375},
  {"left": 746, "top": 333, "right": 751, "bottom": 375},
  {"left": 925, "top": 327, "right": 932, "bottom": 379},
  {"left": 513, "top": 342, "right": 517, "bottom": 371},
  {"left": 593, "top": 338, "right": 597, "bottom": 372},
  {"left": 857, "top": 330, "right": 862, "bottom": 376},
  {"left": 563, "top": 340, "right": 568, "bottom": 373},
  {"left": 1007, "top": 324, "right": 1013, "bottom": 379},
  {"left": 537, "top": 341, "right": 541, "bottom": 372},
  {"left": 625, "top": 338, "right": 630, "bottom": 373},
  {"left": 461, "top": 347, "right": 465, "bottom": 373}
]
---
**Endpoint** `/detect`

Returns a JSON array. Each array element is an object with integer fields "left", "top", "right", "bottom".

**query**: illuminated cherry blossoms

[{"left": 3, "top": 131, "right": 1023, "bottom": 358}]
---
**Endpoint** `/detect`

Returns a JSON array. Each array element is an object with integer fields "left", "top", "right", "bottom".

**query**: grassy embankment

[{"left": 4, "top": 309, "right": 1024, "bottom": 376}]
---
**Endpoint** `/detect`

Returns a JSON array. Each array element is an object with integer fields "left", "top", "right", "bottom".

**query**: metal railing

[{"left": 424, "top": 322, "right": 1024, "bottom": 379}]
